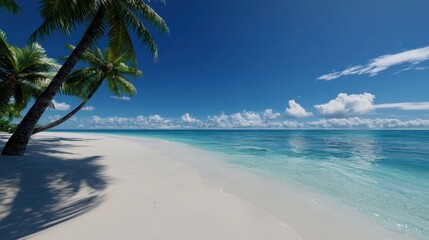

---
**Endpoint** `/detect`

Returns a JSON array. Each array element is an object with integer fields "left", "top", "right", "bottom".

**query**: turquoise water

[{"left": 59, "top": 130, "right": 429, "bottom": 238}]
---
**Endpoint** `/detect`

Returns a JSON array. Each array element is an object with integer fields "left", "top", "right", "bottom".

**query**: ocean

[{"left": 59, "top": 130, "right": 429, "bottom": 239}]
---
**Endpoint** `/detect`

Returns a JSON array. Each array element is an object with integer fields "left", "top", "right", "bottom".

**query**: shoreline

[{"left": 0, "top": 132, "right": 412, "bottom": 239}]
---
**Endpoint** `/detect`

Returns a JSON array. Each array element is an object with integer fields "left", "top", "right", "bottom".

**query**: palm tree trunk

[
  {"left": 32, "top": 79, "right": 103, "bottom": 135},
  {"left": 1, "top": 6, "right": 107, "bottom": 156}
]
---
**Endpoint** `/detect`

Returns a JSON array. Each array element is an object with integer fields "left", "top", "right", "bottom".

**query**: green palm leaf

[
  {"left": 0, "top": 0, "right": 21, "bottom": 14},
  {"left": 0, "top": 30, "right": 59, "bottom": 113}
]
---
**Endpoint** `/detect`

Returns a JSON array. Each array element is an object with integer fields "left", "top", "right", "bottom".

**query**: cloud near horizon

[
  {"left": 83, "top": 114, "right": 429, "bottom": 129},
  {"left": 315, "top": 93, "right": 375, "bottom": 117},
  {"left": 318, "top": 46, "right": 429, "bottom": 81},
  {"left": 308, "top": 117, "right": 429, "bottom": 129},
  {"left": 41, "top": 95, "right": 429, "bottom": 129},
  {"left": 263, "top": 109, "right": 281, "bottom": 120},
  {"left": 285, "top": 100, "right": 313, "bottom": 118},
  {"left": 181, "top": 113, "right": 199, "bottom": 123},
  {"left": 374, "top": 102, "right": 429, "bottom": 110},
  {"left": 314, "top": 92, "right": 429, "bottom": 118}
]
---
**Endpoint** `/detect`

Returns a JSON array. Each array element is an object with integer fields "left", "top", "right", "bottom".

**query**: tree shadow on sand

[{"left": 0, "top": 134, "right": 108, "bottom": 240}]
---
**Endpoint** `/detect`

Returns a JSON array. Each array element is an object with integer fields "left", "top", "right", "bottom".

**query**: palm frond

[
  {"left": 0, "top": 29, "right": 15, "bottom": 71},
  {"left": 115, "top": 62, "right": 143, "bottom": 77},
  {"left": 106, "top": 76, "right": 120, "bottom": 96},
  {"left": 106, "top": 2, "right": 137, "bottom": 64},
  {"left": 29, "top": 0, "right": 99, "bottom": 42},
  {"left": 64, "top": 44, "right": 107, "bottom": 69},
  {"left": 0, "top": 0, "right": 21, "bottom": 14},
  {"left": 111, "top": 73, "right": 137, "bottom": 96},
  {"left": 127, "top": 0, "right": 169, "bottom": 34},
  {"left": 60, "top": 69, "right": 99, "bottom": 98},
  {"left": 118, "top": 3, "right": 159, "bottom": 61},
  {"left": 16, "top": 43, "right": 60, "bottom": 74},
  {"left": 0, "top": 29, "right": 59, "bottom": 113}
]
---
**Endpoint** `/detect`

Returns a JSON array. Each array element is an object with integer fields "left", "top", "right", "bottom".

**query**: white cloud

[
  {"left": 206, "top": 111, "right": 267, "bottom": 128},
  {"left": 286, "top": 100, "right": 313, "bottom": 118},
  {"left": 231, "top": 111, "right": 263, "bottom": 127},
  {"left": 148, "top": 114, "right": 163, "bottom": 122},
  {"left": 76, "top": 103, "right": 429, "bottom": 129},
  {"left": 79, "top": 113, "right": 429, "bottom": 130},
  {"left": 48, "top": 115, "right": 61, "bottom": 122},
  {"left": 415, "top": 66, "right": 429, "bottom": 71},
  {"left": 315, "top": 93, "right": 375, "bottom": 117},
  {"left": 91, "top": 115, "right": 129, "bottom": 125},
  {"left": 374, "top": 102, "right": 429, "bottom": 110},
  {"left": 283, "top": 120, "right": 304, "bottom": 128},
  {"left": 318, "top": 46, "right": 429, "bottom": 80},
  {"left": 205, "top": 110, "right": 302, "bottom": 129},
  {"left": 52, "top": 100, "right": 70, "bottom": 111},
  {"left": 206, "top": 111, "right": 264, "bottom": 128},
  {"left": 263, "top": 109, "right": 281, "bottom": 120},
  {"left": 82, "top": 106, "right": 95, "bottom": 111},
  {"left": 181, "top": 113, "right": 199, "bottom": 123},
  {"left": 111, "top": 96, "right": 131, "bottom": 101},
  {"left": 308, "top": 117, "right": 429, "bottom": 129},
  {"left": 206, "top": 113, "right": 231, "bottom": 128},
  {"left": 89, "top": 115, "right": 178, "bottom": 129}
]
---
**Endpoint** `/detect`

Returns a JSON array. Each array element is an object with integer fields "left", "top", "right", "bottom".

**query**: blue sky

[{"left": 2, "top": 0, "right": 429, "bottom": 129}]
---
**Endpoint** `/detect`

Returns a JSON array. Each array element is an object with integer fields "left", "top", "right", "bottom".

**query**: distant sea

[{"left": 57, "top": 130, "right": 429, "bottom": 238}]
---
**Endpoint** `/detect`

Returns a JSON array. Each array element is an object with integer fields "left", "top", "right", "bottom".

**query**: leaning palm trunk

[
  {"left": 32, "top": 79, "right": 103, "bottom": 135},
  {"left": 1, "top": 7, "right": 106, "bottom": 155}
]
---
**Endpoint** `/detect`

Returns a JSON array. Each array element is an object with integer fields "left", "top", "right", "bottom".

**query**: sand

[{"left": 0, "top": 132, "right": 410, "bottom": 240}]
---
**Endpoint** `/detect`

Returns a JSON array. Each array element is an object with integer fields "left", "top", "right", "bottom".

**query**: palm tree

[
  {"left": 33, "top": 45, "right": 142, "bottom": 134},
  {"left": 0, "top": 29, "right": 60, "bottom": 115},
  {"left": 0, "top": 0, "right": 20, "bottom": 14},
  {"left": 2, "top": 0, "right": 169, "bottom": 155},
  {"left": 0, "top": 104, "right": 20, "bottom": 123}
]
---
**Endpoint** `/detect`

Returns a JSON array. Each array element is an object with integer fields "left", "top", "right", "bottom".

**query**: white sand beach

[{"left": 0, "top": 132, "right": 410, "bottom": 240}]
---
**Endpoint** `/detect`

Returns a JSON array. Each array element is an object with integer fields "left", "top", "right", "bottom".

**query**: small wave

[{"left": 237, "top": 147, "right": 268, "bottom": 155}]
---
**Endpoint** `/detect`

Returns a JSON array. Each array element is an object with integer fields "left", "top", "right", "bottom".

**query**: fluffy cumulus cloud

[
  {"left": 111, "top": 96, "right": 131, "bottom": 101},
  {"left": 82, "top": 106, "right": 95, "bottom": 111},
  {"left": 283, "top": 120, "right": 304, "bottom": 128},
  {"left": 318, "top": 46, "right": 429, "bottom": 81},
  {"left": 231, "top": 111, "right": 263, "bottom": 127},
  {"left": 205, "top": 111, "right": 302, "bottom": 129},
  {"left": 207, "top": 111, "right": 264, "bottom": 128},
  {"left": 314, "top": 92, "right": 429, "bottom": 116},
  {"left": 206, "top": 113, "right": 230, "bottom": 128},
  {"left": 52, "top": 100, "right": 70, "bottom": 111},
  {"left": 91, "top": 116, "right": 129, "bottom": 125},
  {"left": 181, "top": 113, "right": 199, "bottom": 123},
  {"left": 308, "top": 117, "right": 429, "bottom": 129},
  {"left": 89, "top": 115, "right": 179, "bottom": 129},
  {"left": 263, "top": 109, "right": 281, "bottom": 120},
  {"left": 315, "top": 93, "right": 375, "bottom": 117},
  {"left": 285, "top": 100, "right": 313, "bottom": 118}
]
